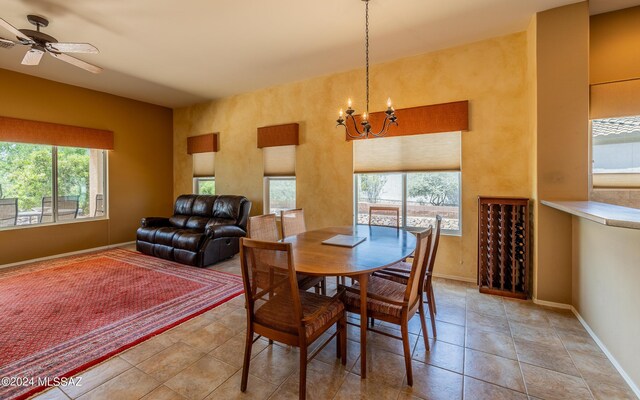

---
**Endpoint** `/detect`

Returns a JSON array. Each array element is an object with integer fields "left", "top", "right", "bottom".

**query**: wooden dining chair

[
  {"left": 339, "top": 227, "right": 432, "bottom": 386},
  {"left": 368, "top": 205, "right": 400, "bottom": 229},
  {"left": 281, "top": 208, "right": 307, "bottom": 238},
  {"left": 248, "top": 214, "right": 325, "bottom": 295},
  {"left": 239, "top": 238, "right": 347, "bottom": 400},
  {"left": 280, "top": 209, "right": 327, "bottom": 295},
  {"left": 248, "top": 214, "right": 280, "bottom": 242},
  {"left": 373, "top": 215, "right": 442, "bottom": 336}
]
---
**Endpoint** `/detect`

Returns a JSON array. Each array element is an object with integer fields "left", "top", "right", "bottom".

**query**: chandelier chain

[
  {"left": 335, "top": 0, "right": 397, "bottom": 138},
  {"left": 365, "top": 0, "right": 369, "bottom": 115}
]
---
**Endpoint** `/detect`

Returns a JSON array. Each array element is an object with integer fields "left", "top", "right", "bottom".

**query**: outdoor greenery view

[
  {"left": 0, "top": 142, "right": 103, "bottom": 225},
  {"left": 195, "top": 178, "right": 216, "bottom": 195},
  {"left": 268, "top": 178, "right": 296, "bottom": 214},
  {"left": 357, "top": 172, "right": 460, "bottom": 231}
]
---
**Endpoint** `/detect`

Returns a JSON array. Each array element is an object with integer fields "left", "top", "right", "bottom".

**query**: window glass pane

[
  {"left": 269, "top": 178, "right": 295, "bottom": 214},
  {"left": 57, "top": 147, "right": 89, "bottom": 219},
  {"left": 57, "top": 147, "right": 106, "bottom": 219},
  {"left": 0, "top": 142, "right": 52, "bottom": 227},
  {"left": 592, "top": 116, "right": 640, "bottom": 174},
  {"left": 196, "top": 178, "right": 215, "bottom": 195},
  {"left": 407, "top": 172, "right": 460, "bottom": 232},
  {"left": 356, "top": 173, "right": 403, "bottom": 226}
]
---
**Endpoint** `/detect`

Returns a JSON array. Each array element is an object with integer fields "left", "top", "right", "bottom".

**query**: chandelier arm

[
  {"left": 368, "top": 115, "right": 392, "bottom": 137},
  {"left": 346, "top": 115, "right": 366, "bottom": 138}
]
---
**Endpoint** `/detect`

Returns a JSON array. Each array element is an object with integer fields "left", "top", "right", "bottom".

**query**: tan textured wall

[
  {"left": 572, "top": 217, "right": 640, "bottom": 388},
  {"left": 0, "top": 68, "right": 174, "bottom": 265},
  {"left": 174, "top": 32, "right": 531, "bottom": 281},
  {"left": 533, "top": 2, "right": 590, "bottom": 304},
  {"left": 527, "top": 16, "right": 539, "bottom": 297},
  {"left": 590, "top": 6, "right": 640, "bottom": 84}
]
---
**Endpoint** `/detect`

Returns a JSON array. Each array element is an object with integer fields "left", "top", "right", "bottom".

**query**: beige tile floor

[{"left": 31, "top": 252, "right": 637, "bottom": 400}]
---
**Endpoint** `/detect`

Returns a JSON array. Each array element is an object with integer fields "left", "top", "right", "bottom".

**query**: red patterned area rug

[{"left": 0, "top": 248, "right": 244, "bottom": 400}]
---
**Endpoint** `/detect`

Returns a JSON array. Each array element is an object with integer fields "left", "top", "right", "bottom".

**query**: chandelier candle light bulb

[{"left": 335, "top": 0, "right": 398, "bottom": 138}]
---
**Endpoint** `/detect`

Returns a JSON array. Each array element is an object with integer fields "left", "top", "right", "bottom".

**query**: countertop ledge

[{"left": 541, "top": 200, "right": 640, "bottom": 230}]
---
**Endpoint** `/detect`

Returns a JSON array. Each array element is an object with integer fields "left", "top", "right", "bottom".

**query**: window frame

[
  {"left": 263, "top": 176, "right": 296, "bottom": 215},
  {"left": 354, "top": 171, "right": 461, "bottom": 236},
  {"left": 0, "top": 142, "right": 108, "bottom": 230},
  {"left": 193, "top": 176, "right": 216, "bottom": 195}
]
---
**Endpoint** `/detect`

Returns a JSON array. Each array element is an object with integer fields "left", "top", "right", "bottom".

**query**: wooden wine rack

[{"left": 477, "top": 197, "right": 530, "bottom": 299}]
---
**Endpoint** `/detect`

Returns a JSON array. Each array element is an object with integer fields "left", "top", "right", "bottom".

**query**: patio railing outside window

[{"left": 0, "top": 141, "right": 107, "bottom": 228}]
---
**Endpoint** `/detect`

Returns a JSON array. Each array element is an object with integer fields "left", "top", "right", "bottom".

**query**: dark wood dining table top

[{"left": 282, "top": 225, "right": 416, "bottom": 276}]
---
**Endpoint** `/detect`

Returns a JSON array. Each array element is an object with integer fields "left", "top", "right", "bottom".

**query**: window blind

[
  {"left": 592, "top": 173, "right": 640, "bottom": 188},
  {"left": 590, "top": 79, "right": 640, "bottom": 119},
  {"left": 193, "top": 153, "right": 215, "bottom": 177},
  {"left": 264, "top": 145, "right": 295, "bottom": 176},
  {"left": 353, "top": 131, "right": 461, "bottom": 173}
]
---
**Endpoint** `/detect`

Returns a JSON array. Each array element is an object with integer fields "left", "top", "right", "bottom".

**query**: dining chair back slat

[{"left": 405, "top": 227, "right": 433, "bottom": 309}]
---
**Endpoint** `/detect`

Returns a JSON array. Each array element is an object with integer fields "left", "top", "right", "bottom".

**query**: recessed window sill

[{"left": 541, "top": 200, "right": 640, "bottom": 230}]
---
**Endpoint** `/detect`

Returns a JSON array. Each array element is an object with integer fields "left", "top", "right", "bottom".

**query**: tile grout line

[
  {"left": 553, "top": 322, "right": 597, "bottom": 400},
  {"left": 506, "top": 298, "right": 531, "bottom": 398},
  {"left": 65, "top": 356, "right": 135, "bottom": 400}
]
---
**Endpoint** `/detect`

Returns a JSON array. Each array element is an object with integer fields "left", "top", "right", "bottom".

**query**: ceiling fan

[{"left": 0, "top": 14, "right": 102, "bottom": 73}]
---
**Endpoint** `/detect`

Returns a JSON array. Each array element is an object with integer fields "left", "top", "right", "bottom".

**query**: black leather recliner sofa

[{"left": 136, "top": 194, "right": 251, "bottom": 267}]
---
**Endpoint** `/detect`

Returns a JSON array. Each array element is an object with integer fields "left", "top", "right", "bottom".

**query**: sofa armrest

[
  {"left": 140, "top": 217, "right": 171, "bottom": 228},
  {"left": 205, "top": 224, "right": 246, "bottom": 239}
]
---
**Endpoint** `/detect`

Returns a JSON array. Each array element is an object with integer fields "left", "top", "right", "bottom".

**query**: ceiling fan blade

[
  {"left": 0, "top": 37, "right": 16, "bottom": 48},
  {"left": 22, "top": 48, "right": 44, "bottom": 65},
  {"left": 46, "top": 42, "right": 99, "bottom": 54},
  {"left": 50, "top": 52, "right": 103, "bottom": 74},
  {"left": 0, "top": 18, "right": 32, "bottom": 42}
]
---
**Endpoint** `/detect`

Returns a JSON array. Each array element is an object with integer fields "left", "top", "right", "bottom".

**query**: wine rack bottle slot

[{"left": 477, "top": 197, "right": 530, "bottom": 299}]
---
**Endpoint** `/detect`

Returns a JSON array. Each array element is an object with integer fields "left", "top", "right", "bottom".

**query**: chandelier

[{"left": 336, "top": 0, "right": 398, "bottom": 138}]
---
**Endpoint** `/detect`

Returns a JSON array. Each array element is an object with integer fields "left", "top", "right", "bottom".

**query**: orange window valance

[
  {"left": 257, "top": 123, "right": 299, "bottom": 148},
  {"left": 187, "top": 133, "right": 219, "bottom": 154},
  {"left": 346, "top": 100, "right": 469, "bottom": 140},
  {"left": 0, "top": 116, "right": 114, "bottom": 150}
]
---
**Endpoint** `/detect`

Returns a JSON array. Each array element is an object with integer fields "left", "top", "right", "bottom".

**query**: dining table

[{"left": 282, "top": 224, "right": 416, "bottom": 378}]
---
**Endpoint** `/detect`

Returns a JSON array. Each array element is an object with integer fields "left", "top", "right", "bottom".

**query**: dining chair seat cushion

[
  {"left": 254, "top": 291, "right": 344, "bottom": 338},
  {"left": 344, "top": 276, "right": 407, "bottom": 318},
  {"left": 372, "top": 261, "right": 411, "bottom": 284}
]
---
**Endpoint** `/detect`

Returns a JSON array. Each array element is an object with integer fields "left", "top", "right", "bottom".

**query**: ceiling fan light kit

[{"left": 0, "top": 14, "right": 102, "bottom": 73}]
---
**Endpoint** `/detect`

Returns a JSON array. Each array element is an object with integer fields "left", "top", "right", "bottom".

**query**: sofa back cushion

[
  {"left": 169, "top": 194, "right": 249, "bottom": 230},
  {"left": 213, "top": 195, "right": 244, "bottom": 220}
]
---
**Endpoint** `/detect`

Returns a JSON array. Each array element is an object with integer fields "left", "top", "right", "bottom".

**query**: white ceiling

[{"left": 0, "top": 0, "right": 638, "bottom": 108}]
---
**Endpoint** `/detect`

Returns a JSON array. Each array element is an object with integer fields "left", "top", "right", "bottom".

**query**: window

[
  {"left": 262, "top": 144, "right": 296, "bottom": 215},
  {"left": 0, "top": 142, "right": 107, "bottom": 228},
  {"left": 591, "top": 116, "right": 640, "bottom": 188},
  {"left": 264, "top": 177, "right": 296, "bottom": 215},
  {"left": 194, "top": 177, "right": 215, "bottom": 195},
  {"left": 353, "top": 130, "right": 461, "bottom": 234},
  {"left": 355, "top": 172, "right": 460, "bottom": 234}
]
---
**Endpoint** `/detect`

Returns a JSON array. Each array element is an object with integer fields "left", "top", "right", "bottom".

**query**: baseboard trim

[
  {"left": 531, "top": 297, "right": 572, "bottom": 310},
  {"left": 571, "top": 306, "right": 640, "bottom": 398},
  {"left": 432, "top": 273, "right": 477, "bottom": 284},
  {"left": 0, "top": 241, "right": 136, "bottom": 270}
]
